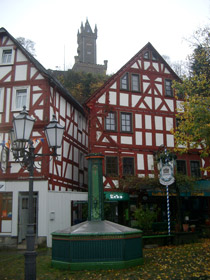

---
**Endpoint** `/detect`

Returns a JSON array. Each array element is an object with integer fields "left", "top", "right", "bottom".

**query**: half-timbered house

[
  {"left": 0, "top": 28, "right": 88, "bottom": 247},
  {"left": 85, "top": 42, "right": 210, "bottom": 225}
]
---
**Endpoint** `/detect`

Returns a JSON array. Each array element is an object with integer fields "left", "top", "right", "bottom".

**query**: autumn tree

[
  {"left": 52, "top": 70, "right": 110, "bottom": 103},
  {"left": 172, "top": 26, "right": 210, "bottom": 171}
]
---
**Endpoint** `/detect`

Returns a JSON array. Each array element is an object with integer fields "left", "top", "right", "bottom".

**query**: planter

[
  {"left": 190, "top": 225, "right": 196, "bottom": 232},
  {"left": 183, "top": 224, "right": 189, "bottom": 232}
]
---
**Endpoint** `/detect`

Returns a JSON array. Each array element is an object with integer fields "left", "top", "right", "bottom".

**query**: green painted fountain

[{"left": 51, "top": 154, "right": 143, "bottom": 270}]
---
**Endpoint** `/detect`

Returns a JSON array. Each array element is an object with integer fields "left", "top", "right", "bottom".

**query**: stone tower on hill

[{"left": 72, "top": 19, "right": 108, "bottom": 75}]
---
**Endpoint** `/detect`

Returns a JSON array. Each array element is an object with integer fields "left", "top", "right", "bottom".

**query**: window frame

[
  {"left": 0, "top": 47, "right": 14, "bottom": 65},
  {"left": 120, "top": 112, "right": 132, "bottom": 133},
  {"left": 131, "top": 74, "right": 140, "bottom": 92},
  {"left": 165, "top": 79, "right": 173, "bottom": 97},
  {"left": 12, "top": 86, "right": 30, "bottom": 111},
  {"left": 176, "top": 160, "right": 187, "bottom": 175},
  {"left": 190, "top": 160, "right": 201, "bottom": 178},
  {"left": 106, "top": 156, "right": 118, "bottom": 176},
  {"left": 105, "top": 112, "right": 117, "bottom": 131},
  {"left": 120, "top": 73, "right": 129, "bottom": 91},
  {"left": 123, "top": 157, "right": 135, "bottom": 176}
]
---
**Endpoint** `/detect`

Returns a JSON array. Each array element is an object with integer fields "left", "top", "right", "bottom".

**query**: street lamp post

[{"left": 10, "top": 106, "right": 64, "bottom": 280}]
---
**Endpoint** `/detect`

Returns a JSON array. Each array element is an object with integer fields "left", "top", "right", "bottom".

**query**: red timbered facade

[
  {"left": 85, "top": 43, "right": 209, "bottom": 191},
  {"left": 0, "top": 28, "right": 88, "bottom": 247}
]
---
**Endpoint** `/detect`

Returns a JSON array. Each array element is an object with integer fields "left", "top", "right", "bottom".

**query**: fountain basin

[{"left": 52, "top": 220, "right": 143, "bottom": 270}]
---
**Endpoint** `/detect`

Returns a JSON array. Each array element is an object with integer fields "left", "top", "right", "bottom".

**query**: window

[
  {"left": 106, "top": 156, "right": 118, "bottom": 176},
  {"left": 190, "top": 161, "right": 201, "bottom": 178},
  {"left": 176, "top": 160, "right": 187, "bottom": 175},
  {"left": 78, "top": 113, "right": 82, "bottom": 131},
  {"left": 2, "top": 49, "right": 12, "bottom": 64},
  {"left": 0, "top": 48, "right": 15, "bottom": 65},
  {"left": 0, "top": 193, "right": 12, "bottom": 224},
  {"left": 121, "top": 112, "right": 132, "bottom": 132},
  {"left": 152, "top": 52, "right": 158, "bottom": 61},
  {"left": 144, "top": 51, "right": 149, "bottom": 59},
  {"left": 16, "top": 89, "right": 27, "bottom": 109},
  {"left": 165, "top": 79, "right": 173, "bottom": 97},
  {"left": 105, "top": 112, "right": 116, "bottom": 131},
  {"left": 12, "top": 87, "right": 29, "bottom": 111},
  {"left": 131, "top": 74, "right": 140, "bottom": 92},
  {"left": 120, "top": 73, "right": 129, "bottom": 90},
  {"left": 123, "top": 157, "right": 134, "bottom": 175}
]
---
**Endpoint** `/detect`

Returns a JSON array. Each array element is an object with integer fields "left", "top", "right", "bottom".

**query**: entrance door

[{"left": 18, "top": 193, "right": 38, "bottom": 243}]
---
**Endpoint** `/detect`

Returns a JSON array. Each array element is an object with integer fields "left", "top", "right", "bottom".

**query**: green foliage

[
  {"left": 133, "top": 204, "right": 159, "bottom": 231},
  {"left": 120, "top": 175, "right": 161, "bottom": 192},
  {"left": 53, "top": 70, "right": 110, "bottom": 103},
  {"left": 172, "top": 26, "right": 210, "bottom": 168}
]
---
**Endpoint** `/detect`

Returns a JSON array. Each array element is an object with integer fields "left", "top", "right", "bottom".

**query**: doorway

[{"left": 18, "top": 192, "right": 38, "bottom": 243}]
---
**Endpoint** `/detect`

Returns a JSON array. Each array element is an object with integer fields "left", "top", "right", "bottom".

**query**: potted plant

[
  {"left": 183, "top": 215, "right": 189, "bottom": 232},
  {"left": 190, "top": 225, "right": 196, "bottom": 232},
  {"left": 133, "top": 204, "right": 159, "bottom": 234}
]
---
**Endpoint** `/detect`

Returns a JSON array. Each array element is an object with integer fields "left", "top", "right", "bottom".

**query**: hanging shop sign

[
  {"left": 104, "top": 192, "right": 129, "bottom": 201},
  {"left": 159, "top": 164, "right": 175, "bottom": 186}
]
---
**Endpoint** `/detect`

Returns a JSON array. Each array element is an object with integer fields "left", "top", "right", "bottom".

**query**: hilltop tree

[{"left": 53, "top": 70, "right": 110, "bottom": 103}]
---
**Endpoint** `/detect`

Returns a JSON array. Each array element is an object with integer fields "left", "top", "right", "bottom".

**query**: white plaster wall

[
  {"left": 47, "top": 191, "right": 88, "bottom": 247},
  {"left": 146, "top": 133, "right": 152, "bottom": 146},
  {"left": 121, "top": 136, "right": 132, "bottom": 145},
  {"left": 156, "top": 133, "right": 164, "bottom": 146},
  {"left": 167, "top": 134, "right": 174, "bottom": 147},
  {"left": 135, "top": 114, "right": 142, "bottom": 129},
  {"left": 120, "top": 93, "right": 129, "bottom": 106},
  {"left": 109, "top": 91, "right": 116, "bottom": 105},
  {"left": 155, "top": 116, "right": 163, "bottom": 130},
  {"left": 145, "top": 115, "right": 152, "bottom": 129},
  {"left": 0, "top": 66, "right": 12, "bottom": 81},
  {"left": 135, "top": 132, "right": 142, "bottom": 145},
  {"left": 98, "top": 93, "right": 106, "bottom": 104},
  {"left": 166, "top": 117, "right": 173, "bottom": 131},
  {"left": 15, "top": 65, "right": 27, "bottom": 81},
  {"left": 16, "top": 50, "right": 27, "bottom": 62},
  {"left": 137, "top": 154, "right": 144, "bottom": 170},
  {"left": 147, "top": 155, "right": 154, "bottom": 170}
]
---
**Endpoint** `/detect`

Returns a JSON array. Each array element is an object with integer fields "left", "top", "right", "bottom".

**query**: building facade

[
  {"left": 72, "top": 19, "right": 108, "bottom": 75},
  {"left": 0, "top": 28, "right": 88, "bottom": 247},
  {"left": 85, "top": 42, "right": 210, "bottom": 224}
]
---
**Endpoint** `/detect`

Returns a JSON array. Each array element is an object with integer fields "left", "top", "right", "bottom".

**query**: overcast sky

[{"left": 1, "top": 0, "right": 210, "bottom": 74}]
